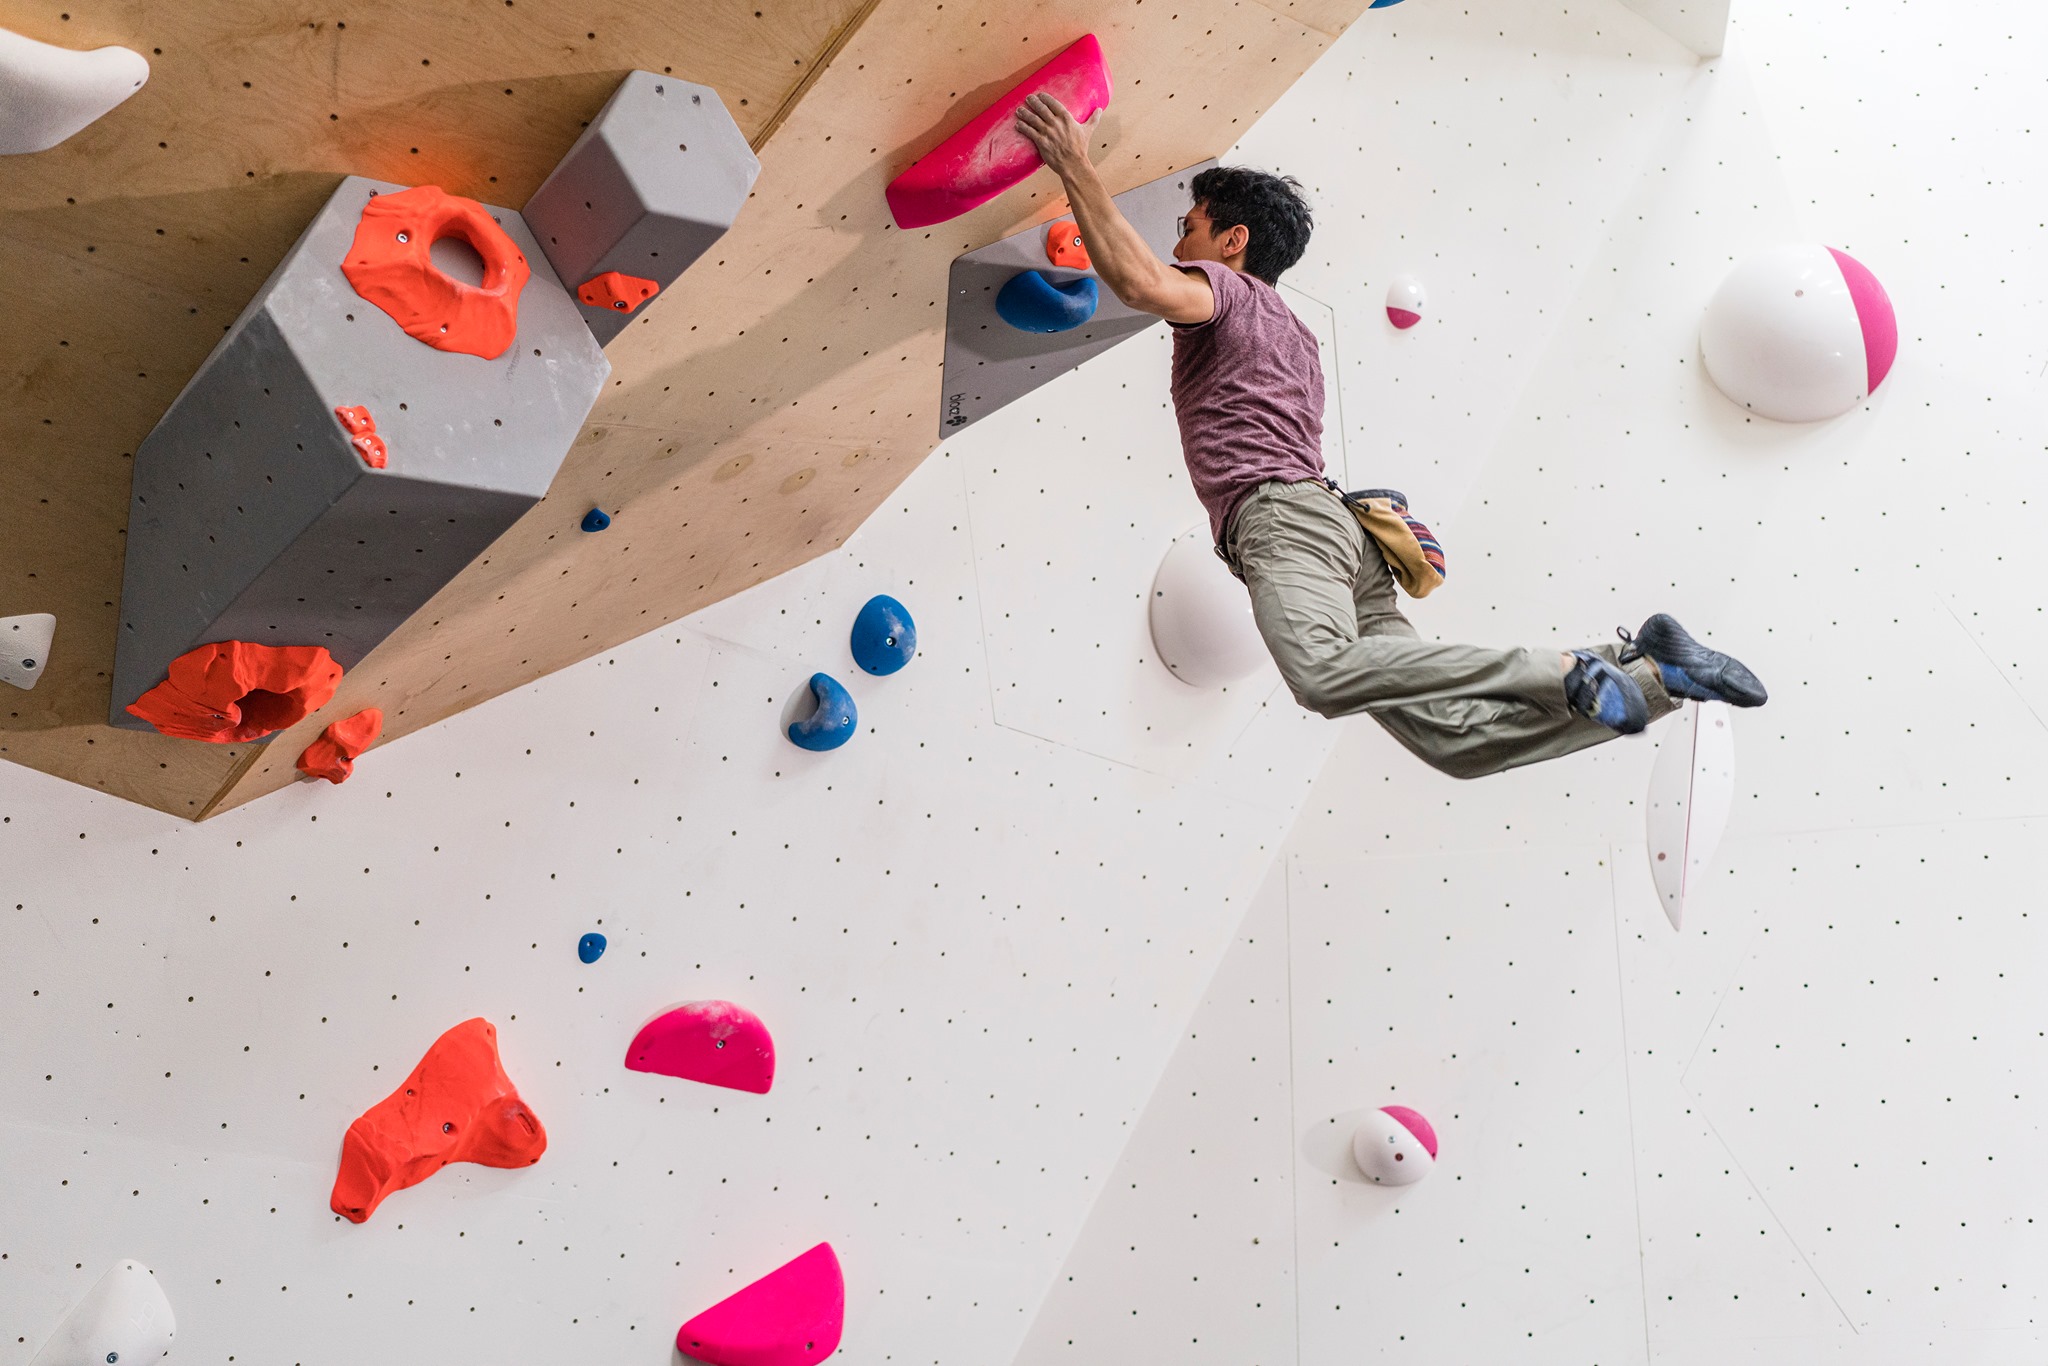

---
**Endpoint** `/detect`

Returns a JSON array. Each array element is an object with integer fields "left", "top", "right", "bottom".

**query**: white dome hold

[
  {"left": 1351, "top": 1105, "right": 1438, "bottom": 1186},
  {"left": 1149, "top": 524, "right": 1267, "bottom": 688},
  {"left": 1699, "top": 244, "right": 1898, "bottom": 422}
]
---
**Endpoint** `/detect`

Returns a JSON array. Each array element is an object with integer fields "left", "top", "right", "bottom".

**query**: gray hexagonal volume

[
  {"left": 523, "top": 71, "right": 761, "bottom": 346},
  {"left": 110, "top": 176, "right": 610, "bottom": 734}
]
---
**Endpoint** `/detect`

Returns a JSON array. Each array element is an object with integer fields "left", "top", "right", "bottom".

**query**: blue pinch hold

[
  {"left": 994, "top": 270, "right": 1099, "bottom": 334},
  {"left": 787, "top": 672, "right": 857, "bottom": 751},
  {"left": 581, "top": 507, "right": 612, "bottom": 533},
  {"left": 578, "top": 932, "right": 607, "bottom": 963},
  {"left": 850, "top": 594, "right": 917, "bottom": 676}
]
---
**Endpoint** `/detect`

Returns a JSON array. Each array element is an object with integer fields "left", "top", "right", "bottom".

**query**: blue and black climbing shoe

[
  {"left": 1617, "top": 614, "right": 1768, "bottom": 707},
  {"left": 1564, "top": 650, "right": 1650, "bottom": 734}
]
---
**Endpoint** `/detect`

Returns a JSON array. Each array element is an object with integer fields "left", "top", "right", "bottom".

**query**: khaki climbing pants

[{"left": 1220, "top": 478, "right": 1675, "bottom": 779}]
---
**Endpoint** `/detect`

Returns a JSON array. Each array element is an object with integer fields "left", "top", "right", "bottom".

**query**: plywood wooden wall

[{"left": 0, "top": 0, "right": 1363, "bottom": 819}]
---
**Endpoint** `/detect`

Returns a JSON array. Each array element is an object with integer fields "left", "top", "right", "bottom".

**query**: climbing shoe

[
  {"left": 1564, "top": 650, "right": 1650, "bottom": 734},
  {"left": 1617, "top": 614, "right": 1768, "bottom": 707}
]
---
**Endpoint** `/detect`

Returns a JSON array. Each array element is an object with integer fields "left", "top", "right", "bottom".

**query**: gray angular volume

[
  {"left": 938, "top": 161, "right": 1216, "bottom": 436},
  {"left": 110, "top": 176, "right": 609, "bottom": 731},
  {"left": 524, "top": 71, "right": 761, "bottom": 346}
]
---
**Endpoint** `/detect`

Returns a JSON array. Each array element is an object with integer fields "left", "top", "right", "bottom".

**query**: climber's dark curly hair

[{"left": 1188, "top": 165, "right": 1314, "bottom": 285}]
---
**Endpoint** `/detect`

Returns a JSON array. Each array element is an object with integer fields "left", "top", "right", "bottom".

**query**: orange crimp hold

[
  {"left": 330, "top": 1018, "right": 547, "bottom": 1224},
  {"left": 125, "top": 641, "right": 343, "bottom": 743},
  {"left": 577, "top": 270, "right": 659, "bottom": 314},
  {"left": 341, "top": 185, "right": 531, "bottom": 360},
  {"left": 1045, "top": 220, "right": 1090, "bottom": 270},
  {"left": 296, "top": 707, "right": 384, "bottom": 784},
  {"left": 333, "top": 405, "right": 388, "bottom": 469}
]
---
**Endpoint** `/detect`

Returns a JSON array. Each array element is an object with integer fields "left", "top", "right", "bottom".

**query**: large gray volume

[
  {"left": 110, "top": 176, "right": 610, "bottom": 732},
  {"left": 524, "top": 71, "right": 761, "bottom": 346},
  {"left": 938, "top": 161, "right": 1216, "bottom": 436}
]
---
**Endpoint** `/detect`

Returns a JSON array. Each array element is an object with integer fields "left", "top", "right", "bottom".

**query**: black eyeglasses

[{"left": 1176, "top": 215, "right": 1208, "bottom": 239}]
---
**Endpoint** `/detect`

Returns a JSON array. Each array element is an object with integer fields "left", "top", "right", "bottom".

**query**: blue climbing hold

[
  {"left": 787, "top": 672, "right": 857, "bottom": 752},
  {"left": 1369, "top": 0, "right": 1405, "bottom": 7},
  {"left": 850, "top": 595, "right": 917, "bottom": 676},
  {"left": 581, "top": 508, "right": 611, "bottom": 533},
  {"left": 578, "top": 932, "right": 607, "bottom": 963},
  {"left": 995, "top": 270, "right": 1099, "bottom": 334}
]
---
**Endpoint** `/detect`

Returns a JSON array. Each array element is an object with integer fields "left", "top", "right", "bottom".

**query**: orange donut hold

[
  {"left": 296, "top": 707, "right": 384, "bottom": 784},
  {"left": 125, "top": 641, "right": 342, "bottom": 743},
  {"left": 341, "top": 186, "right": 530, "bottom": 360},
  {"left": 330, "top": 1018, "right": 547, "bottom": 1224}
]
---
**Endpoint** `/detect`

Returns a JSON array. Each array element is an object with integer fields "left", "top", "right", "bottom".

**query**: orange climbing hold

[
  {"left": 577, "top": 270, "right": 660, "bottom": 314},
  {"left": 296, "top": 707, "right": 384, "bottom": 783},
  {"left": 1045, "top": 220, "right": 1090, "bottom": 270},
  {"left": 341, "top": 185, "right": 530, "bottom": 360},
  {"left": 333, "top": 405, "right": 388, "bottom": 469},
  {"left": 125, "top": 641, "right": 342, "bottom": 743},
  {"left": 330, "top": 1017, "right": 546, "bottom": 1224}
]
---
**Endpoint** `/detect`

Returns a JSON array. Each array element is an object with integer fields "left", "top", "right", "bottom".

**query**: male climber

[{"left": 1013, "top": 94, "right": 1766, "bottom": 778}]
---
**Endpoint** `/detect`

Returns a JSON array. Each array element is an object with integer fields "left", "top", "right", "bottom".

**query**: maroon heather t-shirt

[{"left": 1168, "top": 258, "right": 1327, "bottom": 544}]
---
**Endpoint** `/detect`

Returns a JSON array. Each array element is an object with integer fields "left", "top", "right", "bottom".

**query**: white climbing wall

[{"left": 1018, "top": 0, "right": 2048, "bottom": 1361}]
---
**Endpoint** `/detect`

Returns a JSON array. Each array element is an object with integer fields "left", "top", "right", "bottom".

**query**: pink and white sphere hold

[
  {"left": 1351, "top": 1104, "right": 1438, "bottom": 1186},
  {"left": 1385, "top": 273, "right": 1426, "bottom": 330},
  {"left": 1699, "top": 244, "right": 1897, "bottom": 422}
]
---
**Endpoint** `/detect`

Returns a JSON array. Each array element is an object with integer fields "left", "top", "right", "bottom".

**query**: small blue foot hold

[
  {"left": 850, "top": 595, "right": 917, "bottom": 675},
  {"left": 787, "top": 672, "right": 857, "bottom": 751},
  {"left": 581, "top": 508, "right": 612, "bottom": 533},
  {"left": 578, "top": 932, "right": 607, "bottom": 963},
  {"left": 995, "top": 270, "right": 1099, "bottom": 334}
]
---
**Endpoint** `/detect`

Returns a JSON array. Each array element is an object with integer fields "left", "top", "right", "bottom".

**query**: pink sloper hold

[
  {"left": 1825, "top": 246, "right": 1898, "bottom": 397},
  {"left": 677, "top": 1243, "right": 844, "bottom": 1366},
  {"left": 625, "top": 1000, "right": 776, "bottom": 1094},
  {"left": 884, "top": 34, "right": 1112, "bottom": 230},
  {"left": 1382, "top": 1105, "right": 1438, "bottom": 1158}
]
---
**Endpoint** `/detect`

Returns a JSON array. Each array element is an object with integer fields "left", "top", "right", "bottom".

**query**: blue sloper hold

[
  {"left": 578, "top": 932, "right": 607, "bottom": 963},
  {"left": 787, "top": 672, "right": 857, "bottom": 751},
  {"left": 1369, "top": 0, "right": 1405, "bottom": 7},
  {"left": 994, "top": 270, "right": 1099, "bottom": 334},
  {"left": 850, "top": 595, "right": 917, "bottom": 676},
  {"left": 581, "top": 507, "right": 612, "bottom": 532}
]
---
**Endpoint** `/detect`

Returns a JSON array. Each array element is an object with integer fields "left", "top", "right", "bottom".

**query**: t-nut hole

[{"left": 429, "top": 234, "right": 487, "bottom": 287}]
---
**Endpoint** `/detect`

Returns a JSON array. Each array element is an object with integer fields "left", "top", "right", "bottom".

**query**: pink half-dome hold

[
  {"left": 625, "top": 1000, "right": 776, "bottom": 1094},
  {"left": 676, "top": 1242, "right": 845, "bottom": 1366},
  {"left": 884, "top": 34, "right": 1113, "bottom": 230},
  {"left": 1826, "top": 246, "right": 1898, "bottom": 396},
  {"left": 1385, "top": 272, "right": 1425, "bottom": 329}
]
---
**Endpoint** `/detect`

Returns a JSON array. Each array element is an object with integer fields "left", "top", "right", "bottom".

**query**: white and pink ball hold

[
  {"left": 1385, "top": 273, "right": 1426, "bottom": 330},
  {"left": 1351, "top": 1104, "right": 1438, "bottom": 1185},
  {"left": 1699, "top": 244, "right": 1897, "bottom": 422}
]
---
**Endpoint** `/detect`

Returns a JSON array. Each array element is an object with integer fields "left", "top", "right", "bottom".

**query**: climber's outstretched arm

[{"left": 1013, "top": 93, "right": 1214, "bottom": 324}]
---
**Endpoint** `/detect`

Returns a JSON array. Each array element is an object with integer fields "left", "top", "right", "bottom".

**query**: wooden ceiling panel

[{"left": 0, "top": 0, "right": 1366, "bottom": 818}]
